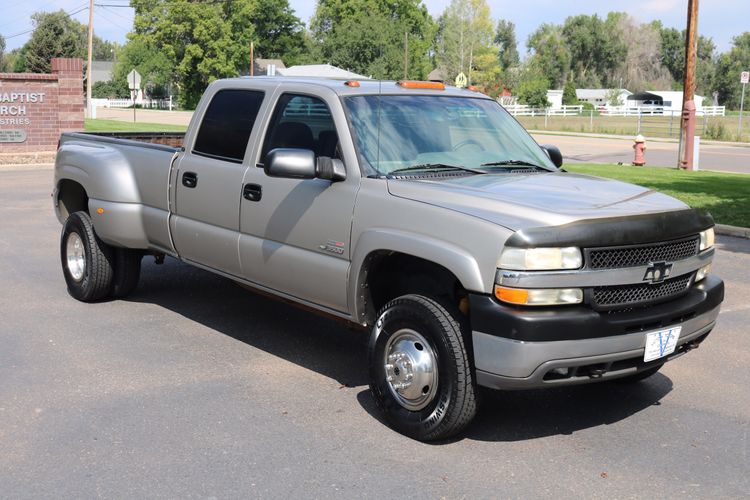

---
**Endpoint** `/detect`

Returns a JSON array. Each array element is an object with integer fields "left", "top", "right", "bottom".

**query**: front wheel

[
  {"left": 368, "top": 295, "right": 476, "bottom": 441},
  {"left": 60, "top": 211, "right": 114, "bottom": 302}
]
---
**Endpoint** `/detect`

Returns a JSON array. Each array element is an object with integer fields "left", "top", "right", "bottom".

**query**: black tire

[
  {"left": 112, "top": 248, "right": 142, "bottom": 298},
  {"left": 60, "top": 211, "right": 114, "bottom": 302},
  {"left": 615, "top": 364, "right": 663, "bottom": 383},
  {"left": 368, "top": 294, "right": 477, "bottom": 441}
]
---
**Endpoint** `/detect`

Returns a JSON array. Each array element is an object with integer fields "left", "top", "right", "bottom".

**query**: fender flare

[{"left": 349, "top": 228, "right": 487, "bottom": 323}]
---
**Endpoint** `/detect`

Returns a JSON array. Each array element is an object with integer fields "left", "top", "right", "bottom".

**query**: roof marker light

[
  {"left": 344, "top": 80, "right": 360, "bottom": 87},
  {"left": 397, "top": 80, "right": 445, "bottom": 90}
]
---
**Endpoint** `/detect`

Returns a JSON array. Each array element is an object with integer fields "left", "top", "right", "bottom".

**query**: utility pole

[
  {"left": 250, "top": 41, "right": 254, "bottom": 76},
  {"left": 678, "top": 0, "right": 699, "bottom": 170},
  {"left": 85, "top": 0, "right": 94, "bottom": 118},
  {"left": 404, "top": 31, "right": 409, "bottom": 79}
]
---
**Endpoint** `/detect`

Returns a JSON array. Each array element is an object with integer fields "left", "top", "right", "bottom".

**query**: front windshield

[{"left": 343, "top": 95, "right": 556, "bottom": 176}]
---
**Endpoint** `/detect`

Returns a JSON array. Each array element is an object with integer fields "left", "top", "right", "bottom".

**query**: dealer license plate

[{"left": 644, "top": 326, "right": 682, "bottom": 362}]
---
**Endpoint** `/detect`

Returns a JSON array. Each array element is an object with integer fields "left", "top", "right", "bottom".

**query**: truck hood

[{"left": 386, "top": 171, "right": 689, "bottom": 231}]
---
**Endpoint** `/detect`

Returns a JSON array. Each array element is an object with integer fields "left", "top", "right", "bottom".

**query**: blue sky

[{"left": 1, "top": 0, "right": 747, "bottom": 55}]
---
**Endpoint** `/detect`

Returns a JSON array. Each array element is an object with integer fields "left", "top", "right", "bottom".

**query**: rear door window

[{"left": 193, "top": 89, "right": 265, "bottom": 163}]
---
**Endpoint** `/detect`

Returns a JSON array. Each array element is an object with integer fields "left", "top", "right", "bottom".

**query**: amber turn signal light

[
  {"left": 397, "top": 80, "right": 445, "bottom": 90},
  {"left": 495, "top": 286, "right": 529, "bottom": 305}
]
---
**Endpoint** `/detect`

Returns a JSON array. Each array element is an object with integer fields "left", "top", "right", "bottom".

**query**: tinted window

[
  {"left": 260, "top": 94, "right": 339, "bottom": 164},
  {"left": 193, "top": 89, "right": 264, "bottom": 163}
]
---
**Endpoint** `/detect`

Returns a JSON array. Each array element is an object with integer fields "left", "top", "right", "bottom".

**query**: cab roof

[{"left": 222, "top": 76, "right": 492, "bottom": 99}]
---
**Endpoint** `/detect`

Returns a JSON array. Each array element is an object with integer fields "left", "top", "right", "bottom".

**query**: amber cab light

[
  {"left": 344, "top": 80, "right": 360, "bottom": 87},
  {"left": 397, "top": 80, "right": 445, "bottom": 90}
]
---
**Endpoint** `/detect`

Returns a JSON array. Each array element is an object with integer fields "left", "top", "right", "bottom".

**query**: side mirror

[
  {"left": 316, "top": 156, "right": 347, "bottom": 182},
  {"left": 265, "top": 148, "right": 317, "bottom": 179},
  {"left": 265, "top": 148, "right": 347, "bottom": 182},
  {"left": 541, "top": 144, "right": 563, "bottom": 168}
]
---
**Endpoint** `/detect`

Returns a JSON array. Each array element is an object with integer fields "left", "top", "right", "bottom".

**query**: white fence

[
  {"left": 90, "top": 97, "right": 174, "bottom": 110},
  {"left": 600, "top": 105, "right": 726, "bottom": 117},
  {"left": 502, "top": 104, "right": 584, "bottom": 116}
]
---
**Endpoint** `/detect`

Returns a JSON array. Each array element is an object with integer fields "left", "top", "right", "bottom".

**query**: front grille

[
  {"left": 587, "top": 237, "right": 699, "bottom": 269},
  {"left": 591, "top": 273, "right": 693, "bottom": 310}
]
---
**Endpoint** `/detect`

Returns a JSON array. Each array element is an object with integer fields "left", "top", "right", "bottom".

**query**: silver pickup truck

[{"left": 54, "top": 77, "right": 724, "bottom": 441}]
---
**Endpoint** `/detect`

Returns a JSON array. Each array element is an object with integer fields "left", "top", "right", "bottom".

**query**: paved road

[
  {"left": 2, "top": 168, "right": 749, "bottom": 498},
  {"left": 532, "top": 132, "right": 750, "bottom": 174},
  {"left": 95, "top": 107, "right": 193, "bottom": 127}
]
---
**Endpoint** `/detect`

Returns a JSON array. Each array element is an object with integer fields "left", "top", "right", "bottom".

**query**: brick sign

[{"left": 0, "top": 58, "right": 84, "bottom": 152}]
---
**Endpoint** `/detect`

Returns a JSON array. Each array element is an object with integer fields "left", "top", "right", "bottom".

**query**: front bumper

[{"left": 470, "top": 275, "right": 724, "bottom": 389}]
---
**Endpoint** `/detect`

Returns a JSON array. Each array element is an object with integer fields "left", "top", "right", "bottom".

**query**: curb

[
  {"left": 716, "top": 224, "right": 750, "bottom": 239},
  {"left": 0, "top": 163, "right": 55, "bottom": 171}
]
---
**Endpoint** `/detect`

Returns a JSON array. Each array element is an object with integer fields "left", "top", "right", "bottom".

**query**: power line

[{"left": 2, "top": 4, "right": 89, "bottom": 40}]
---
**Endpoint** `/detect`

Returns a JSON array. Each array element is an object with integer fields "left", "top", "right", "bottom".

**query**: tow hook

[{"left": 589, "top": 367, "right": 607, "bottom": 378}]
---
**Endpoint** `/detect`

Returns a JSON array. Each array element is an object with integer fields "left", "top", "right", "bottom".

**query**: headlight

[
  {"left": 498, "top": 247, "right": 582, "bottom": 271},
  {"left": 699, "top": 228, "right": 715, "bottom": 251},
  {"left": 495, "top": 286, "right": 583, "bottom": 306}
]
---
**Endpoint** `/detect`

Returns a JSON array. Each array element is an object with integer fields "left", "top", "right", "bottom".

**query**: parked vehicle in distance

[{"left": 53, "top": 77, "right": 724, "bottom": 441}]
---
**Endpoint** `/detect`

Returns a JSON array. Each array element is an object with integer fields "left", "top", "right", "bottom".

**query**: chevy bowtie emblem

[{"left": 643, "top": 261, "right": 673, "bottom": 284}]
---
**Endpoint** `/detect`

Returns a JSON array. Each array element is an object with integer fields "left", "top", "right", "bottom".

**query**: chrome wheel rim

[
  {"left": 66, "top": 232, "right": 86, "bottom": 281},
  {"left": 384, "top": 329, "right": 438, "bottom": 411}
]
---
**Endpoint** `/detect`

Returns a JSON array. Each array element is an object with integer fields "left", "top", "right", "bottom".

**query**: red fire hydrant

[{"left": 633, "top": 134, "right": 646, "bottom": 166}]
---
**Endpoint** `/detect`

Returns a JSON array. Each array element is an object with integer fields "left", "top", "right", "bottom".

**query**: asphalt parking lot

[{"left": 1, "top": 168, "right": 749, "bottom": 498}]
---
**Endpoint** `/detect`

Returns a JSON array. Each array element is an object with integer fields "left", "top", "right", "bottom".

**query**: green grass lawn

[
  {"left": 566, "top": 163, "right": 750, "bottom": 228},
  {"left": 85, "top": 119, "right": 187, "bottom": 133}
]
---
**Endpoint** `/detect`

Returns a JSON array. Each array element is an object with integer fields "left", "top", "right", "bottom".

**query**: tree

[
  {"left": 436, "top": 0, "right": 494, "bottom": 84},
  {"left": 562, "top": 78, "right": 577, "bottom": 104},
  {"left": 92, "top": 37, "right": 118, "bottom": 61},
  {"left": 92, "top": 79, "right": 129, "bottom": 98},
  {"left": 527, "top": 23, "right": 570, "bottom": 89},
  {"left": 560, "top": 13, "right": 627, "bottom": 88},
  {"left": 114, "top": 38, "right": 172, "bottom": 97},
  {"left": 516, "top": 75, "right": 550, "bottom": 108},
  {"left": 714, "top": 32, "right": 750, "bottom": 108},
  {"left": 611, "top": 16, "right": 672, "bottom": 92},
  {"left": 471, "top": 45, "right": 502, "bottom": 96},
  {"left": 130, "top": 0, "right": 307, "bottom": 108},
  {"left": 23, "top": 10, "right": 86, "bottom": 73},
  {"left": 225, "top": 0, "right": 305, "bottom": 65},
  {"left": 0, "top": 35, "right": 6, "bottom": 72},
  {"left": 494, "top": 19, "right": 519, "bottom": 71},
  {"left": 311, "top": 0, "right": 436, "bottom": 80},
  {"left": 656, "top": 23, "right": 716, "bottom": 95},
  {"left": 605, "top": 88, "right": 623, "bottom": 106}
]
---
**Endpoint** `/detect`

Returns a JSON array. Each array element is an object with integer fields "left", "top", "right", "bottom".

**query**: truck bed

[{"left": 63, "top": 131, "right": 185, "bottom": 150}]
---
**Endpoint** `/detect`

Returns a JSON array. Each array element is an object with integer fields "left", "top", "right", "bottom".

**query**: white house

[
  {"left": 626, "top": 91, "right": 703, "bottom": 112},
  {"left": 276, "top": 64, "right": 369, "bottom": 80},
  {"left": 576, "top": 88, "right": 632, "bottom": 106}
]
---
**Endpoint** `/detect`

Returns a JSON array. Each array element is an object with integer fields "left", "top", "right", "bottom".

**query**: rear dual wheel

[
  {"left": 368, "top": 294, "right": 477, "bottom": 441},
  {"left": 61, "top": 211, "right": 142, "bottom": 301}
]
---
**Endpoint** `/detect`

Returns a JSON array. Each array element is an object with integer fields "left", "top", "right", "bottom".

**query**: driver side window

[{"left": 260, "top": 94, "right": 340, "bottom": 165}]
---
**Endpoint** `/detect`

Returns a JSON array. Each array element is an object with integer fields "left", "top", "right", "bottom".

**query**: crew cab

[{"left": 53, "top": 77, "right": 724, "bottom": 441}]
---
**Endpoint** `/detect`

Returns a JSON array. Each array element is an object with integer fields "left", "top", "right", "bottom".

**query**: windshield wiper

[
  {"left": 480, "top": 160, "right": 550, "bottom": 170},
  {"left": 389, "top": 163, "right": 487, "bottom": 175}
]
